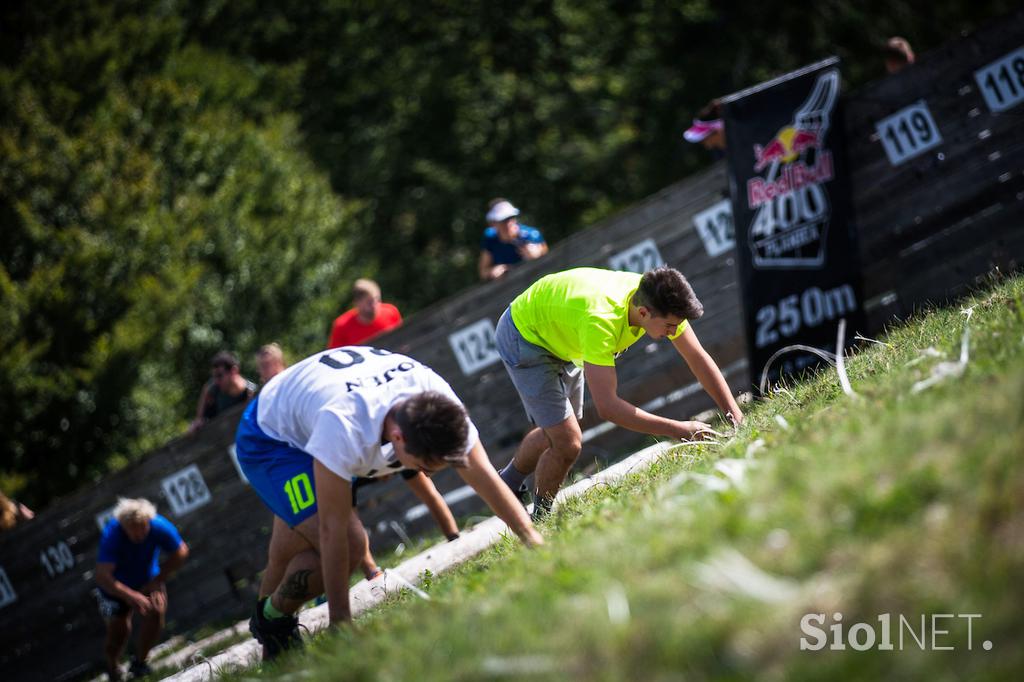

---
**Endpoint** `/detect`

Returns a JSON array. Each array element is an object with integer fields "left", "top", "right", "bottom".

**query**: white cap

[{"left": 486, "top": 201, "right": 520, "bottom": 223}]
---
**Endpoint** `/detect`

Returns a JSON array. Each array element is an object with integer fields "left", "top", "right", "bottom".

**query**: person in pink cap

[{"left": 684, "top": 99, "right": 726, "bottom": 158}]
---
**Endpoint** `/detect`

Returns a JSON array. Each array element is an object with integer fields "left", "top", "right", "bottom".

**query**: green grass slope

[{"left": 228, "top": 274, "right": 1024, "bottom": 682}]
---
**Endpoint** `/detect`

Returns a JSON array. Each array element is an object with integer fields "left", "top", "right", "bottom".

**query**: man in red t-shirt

[{"left": 327, "top": 278, "right": 402, "bottom": 348}]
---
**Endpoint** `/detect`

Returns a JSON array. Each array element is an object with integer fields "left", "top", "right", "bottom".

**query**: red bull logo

[
  {"left": 753, "top": 126, "right": 821, "bottom": 172},
  {"left": 741, "top": 68, "right": 841, "bottom": 270},
  {"left": 748, "top": 151, "right": 834, "bottom": 209}
]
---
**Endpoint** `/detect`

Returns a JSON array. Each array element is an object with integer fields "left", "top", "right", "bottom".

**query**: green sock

[{"left": 263, "top": 597, "right": 286, "bottom": 620}]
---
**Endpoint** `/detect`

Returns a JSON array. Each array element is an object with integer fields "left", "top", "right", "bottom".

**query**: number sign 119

[
  {"left": 875, "top": 100, "right": 943, "bottom": 166},
  {"left": 448, "top": 318, "right": 501, "bottom": 375},
  {"left": 161, "top": 464, "right": 212, "bottom": 516},
  {"left": 974, "top": 47, "right": 1024, "bottom": 113}
]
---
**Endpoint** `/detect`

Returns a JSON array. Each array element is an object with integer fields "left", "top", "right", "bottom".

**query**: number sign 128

[{"left": 160, "top": 464, "right": 212, "bottom": 516}]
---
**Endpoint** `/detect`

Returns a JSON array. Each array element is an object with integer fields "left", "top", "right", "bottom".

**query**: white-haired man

[
  {"left": 235, "top": 346, "right": 542, "bottom": 660},
  {"left": 95, "top": 498, "right": 189, "bottom": 680}
]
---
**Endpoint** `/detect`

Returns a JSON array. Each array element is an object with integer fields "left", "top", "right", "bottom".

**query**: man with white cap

[{"left": 478, "top": 197, "right": 548, "bottom": 281}]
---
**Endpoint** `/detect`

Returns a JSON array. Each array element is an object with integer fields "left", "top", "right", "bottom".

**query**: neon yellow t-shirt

[{"left": 509, "top": 268, "right": 688, "bottom": 367}]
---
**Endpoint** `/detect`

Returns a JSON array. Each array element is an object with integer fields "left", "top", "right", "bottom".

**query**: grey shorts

[{"left": 496, "top": 308, "right": 584, "bottom": 429}]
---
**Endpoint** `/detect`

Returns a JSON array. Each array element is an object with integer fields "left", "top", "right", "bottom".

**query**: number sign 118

[{"left": 974, "top": 47, "right": 1024, "bottom": 113}]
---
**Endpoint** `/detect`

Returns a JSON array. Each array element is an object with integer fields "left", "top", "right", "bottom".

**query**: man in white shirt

[{"left": 235, "top": 346, "right": 542, "bottom": 659}]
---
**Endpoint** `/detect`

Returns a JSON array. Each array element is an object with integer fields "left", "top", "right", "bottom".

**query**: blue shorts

[{"left": 235, "top": 397, "right": 319, "bottom": 527}]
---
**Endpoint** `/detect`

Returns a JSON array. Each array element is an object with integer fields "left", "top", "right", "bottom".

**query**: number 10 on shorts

[{"left": 284, "top": 473, "right": 315, "bottom": 515}]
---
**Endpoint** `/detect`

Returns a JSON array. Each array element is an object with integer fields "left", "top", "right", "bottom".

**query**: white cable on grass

[
  {"left": 854, "top": 332, "right": 890, "bottom": 347},
  {"left": 905, "top": 347, "right": 943, "bottom": 367},
  {"left": 958, "top": 323, "right": 971, "bottom": 364},
  {"left": 604, "top": 582, "right": 631, "bottom": 626},
  {"left": 759, "top": 345, "right": 837, "bottom": 394},
  {"left": 911, "top": 323, "right": 971, "bottom": 393},
  {"left": 714, "top": 459, "right": 757, "bottom": 487},
  {"left": 835, "top": 318, "right": 857, "bottom": 398},
  {"left": 188, "top": 653, "right": 216, "bottom": 678},
  {"left": 774, "top": 414, "right": 790, "bottom": 430},
  {"left": 744, "top": 439, "right": 766, "bottom": 459},
  {"left": 382, "top": 569, "right": 431, "bottom": 601},
  {"left": 481, "top": 655, "right": 559, "bottom": 676},
  {"left": 663, "top": 471, "right": 731, "bottom": 496},
  {"left": 693, "top": 548, "right": 800, "bottom": 604}
]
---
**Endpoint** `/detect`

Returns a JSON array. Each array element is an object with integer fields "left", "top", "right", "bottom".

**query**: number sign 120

[{"left": 875, "top": 100, "right": 943, "bottom": 166}]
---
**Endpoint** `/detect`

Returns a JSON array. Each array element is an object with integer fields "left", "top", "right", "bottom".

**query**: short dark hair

[
  {"left": 211, "top": 351, "right": 240, "bottom": 371},
  {"left": 633, "top": 266, "right": 704, "bottom": 320},
  {"left": 393, "top": 392, "right": 470, "bottom": 468}
]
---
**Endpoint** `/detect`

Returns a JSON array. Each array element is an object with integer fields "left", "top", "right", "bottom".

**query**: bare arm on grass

[
  {"left": 314, "top": 460, "right": 353, "bottom": 625},
  {"left": 456, "top": 441, "right": 543, "bottom": 546}
]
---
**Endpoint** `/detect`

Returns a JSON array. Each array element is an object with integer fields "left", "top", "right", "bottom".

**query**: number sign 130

[
  {"left": 875, "top": 100, "right": 943, "bottom": 166},
  {"left": 161, "top": 464, "right": 212, "bottom": 516},
  {"left": 974, "top": 47, "right": 1024, "bottom": 113}
]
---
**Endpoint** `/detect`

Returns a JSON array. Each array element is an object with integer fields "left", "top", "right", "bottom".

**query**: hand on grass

[{"left": 676, "top": 420, "right": 715, "bottom": 441}]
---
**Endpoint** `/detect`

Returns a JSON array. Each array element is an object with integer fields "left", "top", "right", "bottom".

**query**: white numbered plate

[
  {"left": 448, "top": 318, "right": 501, "bottom": 375},
  {"left": 608, "top": 238, "right": 665, "bottom": 273}
]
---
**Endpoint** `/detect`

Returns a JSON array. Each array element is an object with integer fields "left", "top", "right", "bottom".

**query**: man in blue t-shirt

[
  {"left": 478, "top": 198, "right": 548, "bottom": 281},
  {"left": 95, "top": 498, "right": 189, "bottom": 681}
]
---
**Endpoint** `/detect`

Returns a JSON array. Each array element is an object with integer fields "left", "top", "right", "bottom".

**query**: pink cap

[{"left": 683, "top": 118, "right": 724, "bottom": 143}]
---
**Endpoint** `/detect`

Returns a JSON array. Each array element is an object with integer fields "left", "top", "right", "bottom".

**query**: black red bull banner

[{"left": 722, "top": 57, "right": 866, "bottom": 391}]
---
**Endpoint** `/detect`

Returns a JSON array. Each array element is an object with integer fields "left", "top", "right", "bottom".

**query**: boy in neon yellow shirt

[{"left": 495, "top": 266, "right": 743, "bottom": 518}]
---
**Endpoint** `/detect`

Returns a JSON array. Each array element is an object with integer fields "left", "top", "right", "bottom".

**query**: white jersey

[{"left": 256, "top": 347, "right": 479, "bottom": 481}]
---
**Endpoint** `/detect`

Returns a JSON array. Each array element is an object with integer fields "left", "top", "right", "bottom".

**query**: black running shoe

[
  {"left": 531, "top": 495, "right": 554, "bottom": 522},
  {"left": 249, "top": 597, "right": 303, "bottom": 661},
  {"left": 513, "top": 484, "right": 532, "bottom": 507},
  {"left": 128, "top": 658, "right": 151, "bottom": 678}
]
